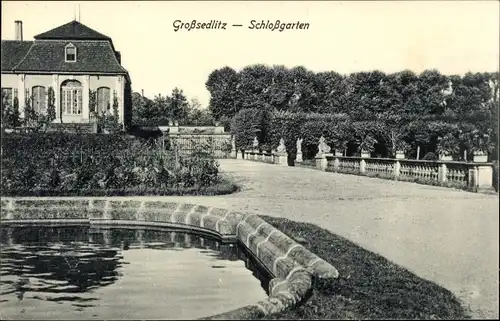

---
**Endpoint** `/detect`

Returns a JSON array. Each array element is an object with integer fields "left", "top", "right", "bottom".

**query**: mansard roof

[
  {"left": 34, "top": 20, "right": 111, "bottom": 41},
  {"left": 1, "top": 20, "right": 129, "bottom": 78},
  {"left": 1, "top": 40, "right": 33, "bottom": 71},
  {"left": 12, "top": 40, "right": 127, "bottom": 74}
]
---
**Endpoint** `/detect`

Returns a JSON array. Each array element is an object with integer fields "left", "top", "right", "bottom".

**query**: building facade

[{"left": 1, "top": 20, "right": 132, "bottom": 130}]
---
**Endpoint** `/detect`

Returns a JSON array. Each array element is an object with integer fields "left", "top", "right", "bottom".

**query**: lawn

[{"left": 257, "top": 215, "right": 471, "bottom": 320}]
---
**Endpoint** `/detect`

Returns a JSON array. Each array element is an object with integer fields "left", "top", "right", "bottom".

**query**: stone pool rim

[{"left": 1, "top": 197, "right": 339, "bottom": 319}]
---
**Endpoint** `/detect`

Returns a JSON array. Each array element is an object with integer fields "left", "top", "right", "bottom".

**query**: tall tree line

[
  {"left": 206, "top": 65, "right": 498, "bottom": 123},
  {"left": 206, "top": 65, "right": 498, "bottom": 160}
]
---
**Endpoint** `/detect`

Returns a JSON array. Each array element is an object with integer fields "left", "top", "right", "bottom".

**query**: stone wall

[{"left": 0, "top": 198, "right": 339, "bottom": 319}]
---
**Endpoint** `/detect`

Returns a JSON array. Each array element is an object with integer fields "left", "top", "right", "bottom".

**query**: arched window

[
  {"left": 60, "top": 80, "right": 82, "bottom": 115},
  {"left": 32, "top": 86, "right": 46, "bottom": 113},
  {"left": 65, "top": 43, "right": 77, "bottom": 62},
  {"left": 96, "top": 87, "right": 111, "bottom": 114}
]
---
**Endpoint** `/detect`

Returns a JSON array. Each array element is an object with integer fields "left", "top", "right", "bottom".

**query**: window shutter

[
  {"left": 78, "top": 89, "right": 82, "bottom": 114},
  {"left": 12, "top": 88, "right": 17, "bottom": 107},
  {"left": 97, "top": 88, "right": 103, "bottom": 113},
  {"left": 105, "top": 88, "right": 110, "bottom": 112},
  {"left": 44, "top": 88, "right": 48, "bottom": 113}
]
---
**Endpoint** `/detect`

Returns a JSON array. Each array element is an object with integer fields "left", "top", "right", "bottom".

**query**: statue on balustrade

[
  {"left": 296, "top": 138, "right": 303, "bottom": 154},
  {"left": 253, "top": 137, "right": 259, "bottom": 149},
  {"left": 317, "top": 135, "right": 331, "bottom": 154},
  {"left": 231, "top": 136, "right": 236, "bottom": 150},
  {"left": 277, "top": 138, "right": 287, "bottom": 153}
]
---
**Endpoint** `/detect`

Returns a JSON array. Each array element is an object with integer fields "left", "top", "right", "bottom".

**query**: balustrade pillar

[
  {"left": 295, "top": 152, "right": 303, "bottom": 163},
  {"left": 359, "top": 159, "right": 366, "bottom": 174},
  {"left": 6, "top": 228, "right": 13, "bottom": 246},
  {"left": 102, "top": 229, "right": 111, "bottom": 246},
  {"left": 476, "top": 165, "right": 494, "bottom": 191},
  {"left": 184, "top": 233, "right": 191, "bottom": 247},
  {"left": 171, "top": 231, "right": 180, "bottom": 247},
  {"left": 333, "top": 157, "right": 340, "bottom": 172},
  {"left": 272, "top": 149, "right": 288, "bottom": 166},
  {"left": 439, "top": 163, "right": 448, "bottom": 182},
  {"left": 315, "top": 153, "right": 330, "bottom": 171},
  {"left": 468, "top": 167, "right": 478, "bottom": 190},
  {"left": 394, "top": 161, "right": 401, "bottom": 178},
  {"left": 136, "top": 229, "right": 144, "bottom": 249}
]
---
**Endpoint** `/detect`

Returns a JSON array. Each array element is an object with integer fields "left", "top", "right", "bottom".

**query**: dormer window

[{"left": 65, "top": 43, "right": 76, "bottom": 62}]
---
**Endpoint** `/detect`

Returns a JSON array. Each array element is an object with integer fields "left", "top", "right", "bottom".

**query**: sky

[{"left": 2, "top": 1, "right": 499, "bottom": 108}]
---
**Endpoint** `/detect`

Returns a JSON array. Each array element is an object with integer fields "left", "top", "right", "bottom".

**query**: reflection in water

[
  {"left": 0, "top": 225, "right": 270, "bottom": 319},
  {"left": 0, "top": 226, "right": 122, "bottom": 305}
]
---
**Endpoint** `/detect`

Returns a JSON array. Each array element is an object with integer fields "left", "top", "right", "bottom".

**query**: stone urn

[
  {"left": 473, "top": 150, "right": 488, "bottom": 163},
  {"left": 395, "top": 151, "right": 405, "bottom": 159},
  {"left": 439, "top": 154, "right": 453, "bottom": 161},
  {"left": 360, "top": 150, "right": 370, "bottom": 158}
]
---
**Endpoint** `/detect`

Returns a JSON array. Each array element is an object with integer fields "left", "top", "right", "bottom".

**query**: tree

[
  {"left": 267, "top": 65, "right": 295, "bottom": 111},
  {"left": 184, "top": 98, "right": 215, "bottom": 126},
  {"left": 168, "top": 87, "right": 189, "bottom": 122},
  {"left": 313, "top": 71, "right": 345, "bottom": 114},
  {"left": 417, "top": 69, "right": 449, "bottom": 115},
  {"left": 236, "top": 64, "right": 274, "bottom": 111},
  {"left": 206, "top": 66, "right": 240, "bottom": 120}
]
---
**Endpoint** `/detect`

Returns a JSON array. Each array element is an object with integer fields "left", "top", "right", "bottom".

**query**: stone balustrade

[
  {"left": 309, "top": 154, "right": 495, "bottom": 192},
  {"left": 239, "top": 149, "right": 288, "bottom": 166}
]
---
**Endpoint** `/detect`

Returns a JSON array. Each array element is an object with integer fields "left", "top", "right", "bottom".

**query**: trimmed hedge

[
  {"left": 231, "top": 108, "right": 269, "bottom": 150},
  {"left": 1, "top": 132, "right": 137, "bottom": 155},
  {"left": 232, "top": 109, "right": 498, "bottom": 162}
]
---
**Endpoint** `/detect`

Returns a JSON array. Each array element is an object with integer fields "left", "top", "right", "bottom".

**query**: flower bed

[{"left": 1, "top": 133, "right": 237, "bottom": 196}]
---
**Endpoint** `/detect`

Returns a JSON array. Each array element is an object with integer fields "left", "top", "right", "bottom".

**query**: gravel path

[
  {"left": 12, "top": 159, "right": 499, "bottom": 318},
  {"left": 184, "top": 159, "right": 498, "bottom": 319}
]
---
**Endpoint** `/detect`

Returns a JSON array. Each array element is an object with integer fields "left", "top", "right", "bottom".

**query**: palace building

[{"left": 1, "top": 20, "right": 132, "bottom": 130}]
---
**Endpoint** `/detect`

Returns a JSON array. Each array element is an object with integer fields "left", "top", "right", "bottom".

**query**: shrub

[
  {"left": 422, "top": 152, "right": 438, "bottom": 161},
  {"left": 1, "top": 133, "right": 224, "bottom": 196}
]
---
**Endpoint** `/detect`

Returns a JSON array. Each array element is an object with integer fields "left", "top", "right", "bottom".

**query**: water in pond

[{"left": 0, "top": 225, "right": 270, "bottom": 320}]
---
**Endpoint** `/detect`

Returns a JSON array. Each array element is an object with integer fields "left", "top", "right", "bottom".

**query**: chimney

[
  {"left": 141, "top": 89, "right": 144, "bottom": 97},
  {"left": 115, "top": 51, "right": 121, "bottom": 64},
  {"left": 15, "top": 20, "right": 23, "bottom": 41}
]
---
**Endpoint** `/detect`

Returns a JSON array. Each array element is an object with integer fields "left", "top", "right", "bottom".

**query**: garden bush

[
  {"left": 1, "top": 133, "right": 230, "bottom": 196},
  {"left": 422, "top": 152, "right": 439, "bottom": 161}
]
